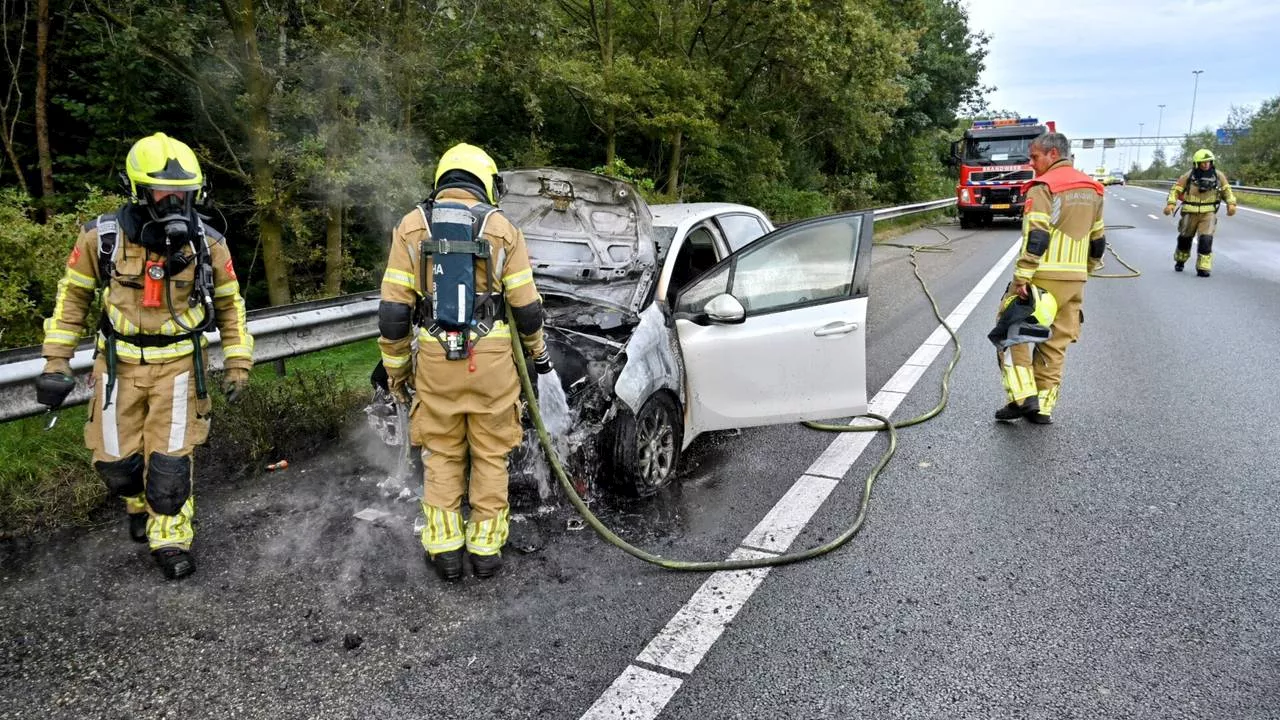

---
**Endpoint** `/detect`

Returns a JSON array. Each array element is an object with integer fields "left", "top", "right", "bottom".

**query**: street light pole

[
  {"left": 1157, "top": 104, "right": 1166, "bottom": 166},
  {"left": 1189, "top": 69, "right": 1204, "bottom": 134}
]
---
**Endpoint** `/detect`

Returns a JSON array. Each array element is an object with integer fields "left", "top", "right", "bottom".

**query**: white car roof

[{"left": 649, "top": 202, "right": 768, "bottom": 228}]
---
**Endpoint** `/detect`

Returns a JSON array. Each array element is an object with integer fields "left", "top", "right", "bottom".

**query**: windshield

[{"left": 963, "top": 136, "right": 1035, "bottom": 164}]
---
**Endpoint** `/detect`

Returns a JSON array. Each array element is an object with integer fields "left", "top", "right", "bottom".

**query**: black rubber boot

[
  {"left": 1196, "top": 269, "right": 1210, "bottom": 277},
  {"left": 995, "top": 396, "right": 1039, "bottom": 422},
  {"left": 128, "top": 513, "right": 148, "bottom": 543},
  {"left": 469, "top": 552, "right": 503, "bottom": 579},
  {"left": 1174, "top": 261, "right": 1184, "bottom": 272},
  {"left": 1026, "top": 412, "right": 1054, "bottom": 425},
  {"left": 428, "top": 549, "right": 464, "bottom": 581},
  {"left": 152, "top": 547, "right": 195, "bottom": 580}
]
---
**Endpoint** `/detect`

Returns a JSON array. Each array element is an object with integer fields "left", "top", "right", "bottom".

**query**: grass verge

[
  {"left": 0, "top": 338, "right": 378, "bottom": 538},
  {"left": 873, "top": 208, "right": 958, "bottom": 243},
  {"left": 1234, "top": 191, "right": 1280, "bottom": 213}
]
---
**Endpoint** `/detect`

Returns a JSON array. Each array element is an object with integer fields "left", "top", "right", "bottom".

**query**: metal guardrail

[
  {"left": 0, "top": 293, "right": 381, "bottom": 423},
  {"left": 1136, "top": 180, "right": 1280, "bottom": 197},
  {"left": 871, "top": 197, "right": 956, "bottom": 221},
  {"left": 0, "top": 198, "right": 956, "bottom": 423}
]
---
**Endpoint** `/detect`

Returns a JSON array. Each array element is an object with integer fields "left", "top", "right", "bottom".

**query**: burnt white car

[{"left": 370, "top": 169, "right": 872, "bottom": 498}]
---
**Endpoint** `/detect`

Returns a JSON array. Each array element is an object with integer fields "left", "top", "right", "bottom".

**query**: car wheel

[
  {"left": 959, "top": 212, "right": 975, "bottom": 230},
  {"left": 612, "top": 393, "right": 682, "bottom": 497}
]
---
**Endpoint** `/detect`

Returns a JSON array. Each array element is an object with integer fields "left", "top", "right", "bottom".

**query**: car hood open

[{"left": 499, "top": 168, "right": 658, "bottom": 322}]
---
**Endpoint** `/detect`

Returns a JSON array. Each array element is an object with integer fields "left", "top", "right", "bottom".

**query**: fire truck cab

[{"left": 949, "top": 117, "right": 1055, "bottom": 229}]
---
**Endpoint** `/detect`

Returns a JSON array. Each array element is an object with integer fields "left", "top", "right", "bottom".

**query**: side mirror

[{"left": 704, "top": 293, "right": 746, "bottom": 324}]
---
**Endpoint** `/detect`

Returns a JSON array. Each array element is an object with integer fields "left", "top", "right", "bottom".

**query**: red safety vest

[{"left": 1030, "top": 165, "right": 1103, "bottom": 195}]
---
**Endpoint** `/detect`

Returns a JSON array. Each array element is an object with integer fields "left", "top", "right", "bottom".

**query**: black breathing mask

[{"left": 1192, "top": 166, "right": 1219, "bottom": 193}]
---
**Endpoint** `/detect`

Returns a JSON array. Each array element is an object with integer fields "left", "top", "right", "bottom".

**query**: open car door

[{"left": 672, "top": 210, "right": 873, "bottom": 446}]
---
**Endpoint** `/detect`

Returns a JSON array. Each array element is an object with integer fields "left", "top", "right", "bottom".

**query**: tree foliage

[{"left": 1, "top": 0, "right": 989, "bottom": 348}]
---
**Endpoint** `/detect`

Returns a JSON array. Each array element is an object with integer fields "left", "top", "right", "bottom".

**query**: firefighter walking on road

[
  {"left": 1163, "top": 149, "right": 1237, "bottom": 277},
  {"left": 993, "top": 132, "right": 1106, "bottom": 425},
  {"left": 35, "top": 133, "right": 254, "bottom": 580},
  {"left": 377, "top": 143, "right": 552, "bottom": 581}
]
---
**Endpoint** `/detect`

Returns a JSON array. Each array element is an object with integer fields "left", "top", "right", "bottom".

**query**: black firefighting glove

[
  {"left": 533, "top": 351, "right": 554, "bottom": 375},
  {"left": 35, "top": 358, "right": 75, "bottom": 409},
  {"left": 222, "top": 367, "right": 250, "bottom": 403}
]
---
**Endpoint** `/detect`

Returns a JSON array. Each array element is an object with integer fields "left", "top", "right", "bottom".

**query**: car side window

[
  {"left": 674, "top": 264, "right": 729, "bottom": 315},
  {"left": 666, "top": 225, "right": 722, "bottom": 305},
  {"left": 677, "top": 214, "right": 863, "bottom": 317},
  {"left": 717, "top": 213, "right": 768, "bottom": 252}
]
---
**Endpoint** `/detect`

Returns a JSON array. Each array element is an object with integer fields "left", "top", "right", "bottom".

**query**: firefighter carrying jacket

[
  {"left": 1162, "top": 149, "right": 1238, "bottom": 277},
  {"left": 995, "top": 132, "right": 1105, "bottom": 424},
  {"left": 36, "top": 133, "right": 253, "bottom": 580},
  {"left": 377, "top": 143, "right": 551, "bottom": 581}
]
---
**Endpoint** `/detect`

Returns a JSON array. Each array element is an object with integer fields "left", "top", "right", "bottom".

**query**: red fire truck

[{"left": 949, "top": 117, "right": 1056, "bottom": 229}]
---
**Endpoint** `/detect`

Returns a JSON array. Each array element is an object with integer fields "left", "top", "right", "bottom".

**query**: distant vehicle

[
  {"left": 1106, "top": 171, "right": 1126, "bottom": 186},
  {"left": 949, "top": 117, "right": 1056, "bottom": 229}
]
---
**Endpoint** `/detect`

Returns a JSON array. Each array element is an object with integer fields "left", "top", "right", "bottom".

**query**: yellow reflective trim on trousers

[
  {"left": 502, "top": 268, "right": 533, "bottom": 290},
  {"left": 421, "top": 504, "right": 465, "bottom": 554},
  {"left": 65, "top": 268, "right": 96, "bottom": 289},
  {"left": 383, "top": 268, "right": 417, "bottom": 290},
  {"left": 150, "top": 497, "right": 195, "bottom": 550},
  {"left": 465, "top": 508, "right": 510, "bottom": 555},
  {"left": 1037, "top": 385, "right": 1059, "bottom": 415},
  {"left": 1003, "top": 363, "right": 1037, "bottom": 402},
  {"left": 381, "top": 352, "right": 410, "bottom": 369}
]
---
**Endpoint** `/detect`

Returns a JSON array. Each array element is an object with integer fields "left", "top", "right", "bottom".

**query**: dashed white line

[
  {"left": 579, "top": 240, "right": 1023, "bottom": 720},
  {"left": 1148, "top": 214, "right": 1160, "bottom": 220},
  {"left": 1130, "top": 203, "right": 1139, "bottom": 208}
]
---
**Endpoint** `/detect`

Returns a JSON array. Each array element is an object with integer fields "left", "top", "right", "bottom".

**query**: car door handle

[{"left": 814, "top": 321, "right": 859, "bottom": 337}]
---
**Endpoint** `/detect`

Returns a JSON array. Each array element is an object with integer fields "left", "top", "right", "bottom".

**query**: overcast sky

[{"left": 962, "top": 0, "right": 1279, "bottom": 171}]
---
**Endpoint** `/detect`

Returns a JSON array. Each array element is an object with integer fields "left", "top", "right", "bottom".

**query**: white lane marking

[
  {"left": 1128, "top": 183, "right": 1280, "bottom": 219},
  {"left": 1148, "top": 214, "right": 1160, "bottom": 220},
  {"left": 580, "top": 666, "right": 684, "bottom": 720},
  {"left": 1130, "top": 203, "right": 1139, "bottom": 208},
  {"left": 579, "top": 239, "right": 1023, "bottom": 719},
  {"left": 635, "top": 548, "right": 772, "bottom": 674},
  {"left": 740, "top": 476, "right": 840, "bottom": 553}
]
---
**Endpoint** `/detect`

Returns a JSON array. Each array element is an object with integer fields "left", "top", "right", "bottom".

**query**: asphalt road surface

[{"left": 2, "top": 192, "right": 1278, "bottom": 719}]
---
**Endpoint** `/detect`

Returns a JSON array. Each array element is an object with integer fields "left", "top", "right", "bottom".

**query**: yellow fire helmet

[
  {"left": 1192, "top": 148, "right": 1215, "bottom": 164},
  {"left": 125, "top": 132, "right": 204, "bottom": 203},
  {"left": 434, "top": 143, "right": 501, "bottom": 203},
  {"left": 989, "top": 285, "right": 1058, "bottom": 348}
]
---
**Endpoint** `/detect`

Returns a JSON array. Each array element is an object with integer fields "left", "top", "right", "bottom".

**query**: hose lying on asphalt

[{"left": 508, "top": 220, "right": 1140, "bottom": 572}]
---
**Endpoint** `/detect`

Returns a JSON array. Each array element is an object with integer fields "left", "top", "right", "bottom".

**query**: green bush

[{"left": 0, "top": 188, "right": 125, "bottom": 350}]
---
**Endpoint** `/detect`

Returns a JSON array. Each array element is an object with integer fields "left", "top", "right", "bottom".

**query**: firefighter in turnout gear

[
  {"left": 36, "top": 133, "right": 253, "bottom": 580},
  {"left": 377, "top": 143, "right": 551, "bottom": 581},
  {"left": 994, "top": 132, "right": 1105, "bottom": 424},
  {"left": 1163, "top": 149, "right": 1237, "bottom": 277}
]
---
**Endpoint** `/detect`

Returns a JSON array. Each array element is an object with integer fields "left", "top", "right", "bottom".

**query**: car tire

[
  {"left": 959, "top": 212, "right": 975, "bottom": 230},
  {"left": 611, "top": 393, "right": 683, "bottom": 498}
]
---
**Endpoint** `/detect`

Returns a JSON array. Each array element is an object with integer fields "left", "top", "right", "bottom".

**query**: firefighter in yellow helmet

[
  {"left": 993, "top": 132, "right": 1105, "bottom": 424},
  {"left": 1163, "top": 149, "right": 1237, "bottom": 277},
  {"left": 35, "top": 133, "right": 254, "bottom": 580},
  {"left": 377, "top": 143, "right": 550, "bottom": 581}
]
